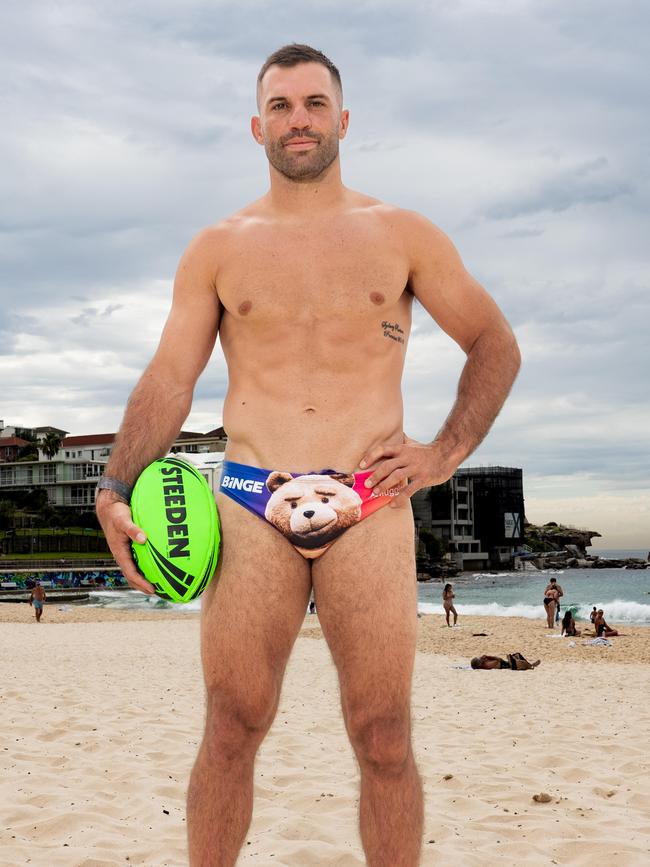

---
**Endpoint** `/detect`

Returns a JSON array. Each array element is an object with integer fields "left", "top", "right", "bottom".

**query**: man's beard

[{"left": 265, "top": 129, "right": 340, "bottom": 182}]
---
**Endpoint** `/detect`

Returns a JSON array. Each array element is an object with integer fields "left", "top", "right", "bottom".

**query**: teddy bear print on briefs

[{"left": 264, "top": 471, "right": 363, "bottom": 558}]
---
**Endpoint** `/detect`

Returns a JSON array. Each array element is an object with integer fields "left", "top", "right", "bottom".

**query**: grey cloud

[
  {"left": 349, "top": 141, "right": 402, "bottom": 154},
  {"left": 482, "top": 158, "right": 631, "bottom": 221},
  {"left": 70, "top": 304, "right": 124, "bottom": 326},
  {"left": 70, "top": 308, "right": 100, "bottom": 327},
  {"left": 498, "top": 227, "right": 546, "bottom": 239},
  {"left": 0, "top": 313, "right": 40, "bottom": 355}
]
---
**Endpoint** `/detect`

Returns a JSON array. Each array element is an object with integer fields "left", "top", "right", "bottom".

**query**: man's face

[{"left": 252, "top": 62, "right": 348, "bottom": 182}]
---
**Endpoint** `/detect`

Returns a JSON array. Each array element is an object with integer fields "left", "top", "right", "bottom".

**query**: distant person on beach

[
  {"left": 590, "top": 606, "right": 598, "bottom": 624},
  {"left": 543, "top": 586, "right": 559, "bottom": 628},
  {"left": 594, "top": 609, "right": 618, "bottom": 638},
  {"left": 96, "top": 44, "right": 520, "bottom": 866},
  {"left": 544, "top": 576, "right": 563, "bottom": 623},
  {"left": 29, "top": 582, "right": 46, "bottom": 623},
  {"left": 442, "top": 582, "right": 458, "bottom": 627},
  {"left": 561, "top": 609, "right": 580, "bottom": 637},
  {"left": 471, "top": 653, "right": 540, "bottom": 670}
]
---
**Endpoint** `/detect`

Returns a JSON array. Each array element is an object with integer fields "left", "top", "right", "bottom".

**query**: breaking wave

[{"left": 418, "top": 599, "right": 650, "bottom": 624}]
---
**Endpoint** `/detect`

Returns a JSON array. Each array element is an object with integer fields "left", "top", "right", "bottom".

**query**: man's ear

[
  {"left": 251, "top": 116, "right": 264, "bottom": 145},
  {"left": 338, "top": 109, "right": 350, "bottom": 140}
]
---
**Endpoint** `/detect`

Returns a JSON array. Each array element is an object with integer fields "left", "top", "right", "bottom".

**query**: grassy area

[
  {"left": 1, "top": 527, "right": 109, "bottom": 559},
  {"left": 0, "top": 552, "right": 111, "bottom": 561},
  {"left": 0, "top": 527, "right": 103, "bottom": 538}
]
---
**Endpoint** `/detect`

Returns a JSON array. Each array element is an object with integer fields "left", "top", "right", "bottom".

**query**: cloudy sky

[{"left": 2, "top": 1, "right": 648, "bottom": 547}]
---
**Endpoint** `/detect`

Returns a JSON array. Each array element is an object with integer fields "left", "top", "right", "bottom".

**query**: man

[
  {"left": 29, "top": 581, "right": 46, "bottom": 623},
  {"left": 96, "top": 44, "right": 520, "bottom": 867},
  {"left": 471, "top": 653, "right": 540, "bottom": 670},
  {"left": 544, "top": 575, "right": 564, "bottom": 623}
]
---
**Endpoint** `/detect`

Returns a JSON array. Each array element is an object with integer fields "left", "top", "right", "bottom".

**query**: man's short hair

[
  {"left": 257, "top": 43, "right": 343, "bottom": 105},
  {"left": 550, "top": 577, "right": 557, "bottom": 583}
]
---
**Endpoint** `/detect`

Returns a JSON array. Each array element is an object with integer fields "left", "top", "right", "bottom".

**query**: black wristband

[{"left": 96, "top": 476, "right": 133, "bottom": 502}]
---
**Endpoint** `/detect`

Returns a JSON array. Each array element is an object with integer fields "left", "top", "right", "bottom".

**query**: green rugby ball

[{"left": 130, "top": 456, "right": 220, "bottom": 603}]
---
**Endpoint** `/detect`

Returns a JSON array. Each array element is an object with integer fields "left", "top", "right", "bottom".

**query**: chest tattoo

[{"left": 381, "top": 321, "right": 405, "bottom": 344}]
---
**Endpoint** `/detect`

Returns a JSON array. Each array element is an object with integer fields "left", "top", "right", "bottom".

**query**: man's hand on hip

[
  {"left": 96, "top": 490, "right": 156, "bottom": 594},
  {"left": 359, "top": 436, "right": 459, "bottom": 507}
]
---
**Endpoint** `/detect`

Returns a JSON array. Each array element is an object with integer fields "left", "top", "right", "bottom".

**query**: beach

[{"left": 1, "top": 606, "right": 649, "bottom": 865}]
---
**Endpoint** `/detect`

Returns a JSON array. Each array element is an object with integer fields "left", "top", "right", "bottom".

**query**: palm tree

[{"left": 41, "top": 432, "right": 62, "bottom": 461}]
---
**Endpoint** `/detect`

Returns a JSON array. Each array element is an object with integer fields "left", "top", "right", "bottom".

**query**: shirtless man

[
  {"left": 29, "top": 582, "right": 46, "bottom": 622},
  {"left": 96, "top": 44, "right": 521, "bottom": 867}
]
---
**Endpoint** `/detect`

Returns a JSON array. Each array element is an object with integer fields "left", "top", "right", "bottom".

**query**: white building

[{"left": 0, "top": 428, "right": 227, "bottom": 510}]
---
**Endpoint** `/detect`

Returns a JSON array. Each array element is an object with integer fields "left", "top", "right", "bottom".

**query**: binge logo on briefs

[
  {"left": 221, "top": 475, "right": 265, "bottom": 494},
  {"left": 160, "top": 466, "right": 190, "bottom": 558}
]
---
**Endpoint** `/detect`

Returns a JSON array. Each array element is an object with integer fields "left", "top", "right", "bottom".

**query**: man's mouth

[{"left": 284, "top": 138, "right": 318, "bottom": 150}]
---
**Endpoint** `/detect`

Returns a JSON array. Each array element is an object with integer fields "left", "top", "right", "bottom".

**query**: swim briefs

[{"left": 219, "top": 459, "right": 401, "bottom": 559}]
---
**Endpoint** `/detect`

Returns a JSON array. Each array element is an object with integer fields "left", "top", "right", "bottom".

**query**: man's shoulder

[
  {"left": 187, "top": 215, "right": 247, "bottom": 248},
  {"left": 178, "top": 210, "right": 260, "bottom": 270},
  {"left": 349, "top": 194, "right": 440, "bottom": 229},
  {"left": 366, "top": 200, "right": 450, "bottom": 247},
  {"left": 188, "top": 199, "right": 269, "bottom": 248}
]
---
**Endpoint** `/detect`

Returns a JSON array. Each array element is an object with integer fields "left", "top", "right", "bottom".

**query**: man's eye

[
  {"left": 309, "top": 100, "right": 324, "bottom": 107},
  {"left": 271, "top": 102, "right": 287, "bottom": 110}
]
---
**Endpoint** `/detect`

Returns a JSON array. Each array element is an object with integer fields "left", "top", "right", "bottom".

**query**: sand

[{"left": 1, "top": 606, "right": 649, "bottom": 866}]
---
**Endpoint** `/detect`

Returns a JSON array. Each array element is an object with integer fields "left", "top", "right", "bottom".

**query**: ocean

[
  {"left": 77, "top": 562, "right": 650, "bottom": 626},
  {"left": 418, "top": 567, "right": 650, "bottom": 625}
]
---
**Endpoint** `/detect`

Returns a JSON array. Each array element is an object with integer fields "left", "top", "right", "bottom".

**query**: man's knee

[
  {"left": 347, "top": 710, "right": 412, "bottom": 773},
  {"left": 203, "top": 686, "right": 278, "bottom": 762}
]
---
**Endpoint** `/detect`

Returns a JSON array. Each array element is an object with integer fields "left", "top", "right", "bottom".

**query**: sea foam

[{"left": 418, "top": 599, "right": 650, "bottom": 624}]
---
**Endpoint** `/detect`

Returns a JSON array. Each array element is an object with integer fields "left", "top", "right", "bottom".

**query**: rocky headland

[{"left": 524, "top": 521, "right": 648, "bottom": 569}]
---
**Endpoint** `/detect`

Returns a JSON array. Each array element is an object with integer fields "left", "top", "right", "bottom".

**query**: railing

[{"left": 0, "top": 557, "right": 119, "bottom": 572}]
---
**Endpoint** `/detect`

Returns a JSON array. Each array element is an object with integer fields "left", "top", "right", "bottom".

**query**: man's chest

[{"left": 218, "top": 226, "right": 410, "bottom": 321}]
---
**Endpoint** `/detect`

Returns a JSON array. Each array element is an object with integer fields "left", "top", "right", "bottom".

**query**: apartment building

[
  {"left": 0, "top": 425, "right": 227, "bottom": 510},
  {"left": 411, "top": 466, "right": 525, "bottom": 570}
]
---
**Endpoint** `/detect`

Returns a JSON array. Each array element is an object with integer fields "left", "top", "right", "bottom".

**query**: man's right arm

[{"left": 96, "top": 228, "right": 223, "bottom": 593}]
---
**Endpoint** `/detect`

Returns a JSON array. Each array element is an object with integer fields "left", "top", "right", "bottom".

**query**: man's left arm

[{"left": 361, "top": 212, "right": 521, "bottom": 502}]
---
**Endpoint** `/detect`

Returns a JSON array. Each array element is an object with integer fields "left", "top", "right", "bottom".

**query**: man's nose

[{"left": 288, "top": 104, "right": 311, "bottom": 129}]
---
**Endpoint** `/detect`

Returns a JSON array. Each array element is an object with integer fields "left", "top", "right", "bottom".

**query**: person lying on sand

[{"left": 470, "top": 653, "right": 541, "bottom": 670}]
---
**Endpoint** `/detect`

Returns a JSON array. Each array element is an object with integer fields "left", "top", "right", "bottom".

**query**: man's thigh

[
  {"left": 199, "top": 494, "right": 312, "bottom": 715},
  {"left": 311, "top": 501, "right": 417, "bottom": 723}
]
